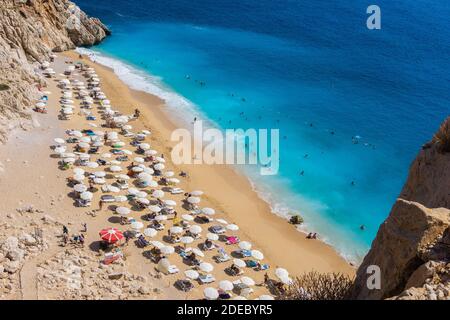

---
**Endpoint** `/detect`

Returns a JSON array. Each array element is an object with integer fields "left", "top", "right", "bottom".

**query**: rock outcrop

[
  {"left": 0, "top": 0, "right": 109, "bottom": 142},
  {"left": 352, "top": 117, "right": 450, "bottom": 300}
]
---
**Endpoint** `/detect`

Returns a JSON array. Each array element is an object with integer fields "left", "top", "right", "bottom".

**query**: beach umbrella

[
  {"left": 127, "top": 188, "right": 139, "bottom": 196},
  {"left": 279, "top": 276, "right": 293, "bottom": 285},
  {"left": 189, "top": 225, "right": 202, "bottom": 234},
  {"left": 153, "top": 163, "right": 165, "bottom": 171},
  {"left": 109, "top": 165, "right": 122, "bottom": 172},
  {"left": 155, "top": 215, "right": 168, "bottom": 222},
  {"left": 143, "top": 228, "right": 157, "bottom": 237},
  {"left": 133, "top": 157, "right": 145, "bottom": 164},
  {"left": 63, "top": 157, "right": 76, "bottom": 164},
  {"left": 116, "top": 174, "right": 130, "bottom": 181},
  {"left": 94, "top": 171, "right": 106, "bottom": 178},
  {"left": 202, "top": 208, "right": 215, "bottom": 216},
  {"left": 78, "top": 142, "right": 90, "bottom": 149},
  {"left": 240, "top": 276, "right": 255, "bottom": 287},
  {"left": 227, "top": 224, "right": 239, "bottom": 231},
  {"left": 150, "top": 241, "right": 165, "bottom": 249},
  {"left": 160, "top": 246, "right": 175, "bottom": 255},
  {"left": 73, "top": 174, "right": 85, "bottom": 182},
  {"left": 275, "top": 268, "right": 289, "bottom": 279},
  {"left": 116, "top": 207, "right": 131, "bottom": 216},
  {"left": 258, "top": 295, "right": 275, "bottom": 300},
  {"left": 251, "top": 250, "right": 264, "bottom": 260},
  {"left": 136, "top": 198, "right": 150, "bottom": 205},
  {"left": 73, "top": 168, "right": 85, "bottom": 175},
  {"left": 145, "top": 150, "right": 158, "bottom": 156},
  {"left": 138, "top": 143, "right": 150, "bottom": 150},
  {"left": 131, "top": 221, "right": 144, "bottom": 231},
  {"left": 182, "top": 214, "right": 194, "bottom": 222},
  {"left": 199, "top": 262, "right": 214, "bottom": 273},
  {"left": 163, "top": 200, "right": 177, "bottom": 207},
  {"left": 122, "top": 125, "right": 133, "bottom": 130},
  {"left": 101, "top": 153, "right": 112, "bottom": 159},
  {"left": 206, "top": 233, "right": 219, "bottom": 241},
  {"left": 74, "top": 184, "right": 87, "bottom": 193},
  {"left": 216, "top": 219, "right": 228, "bottom": 225},
  {"left": 154, "top": 156, "right": 165, "bottom": 163},
  {"left": 180, "top": 236, "right": 194, "bottom": 245},
  {"left": 138, "top": 172, "right": 152, "bottom": 181},
  {"left": 187, "top": 196, "right": 200, "bottom": 204},
  {"left": 106, "top": 185, "right": 121, "bottom": 193},
  {"left": 232, "top": 296, "right": 247, "bottom": 300},
  {"left": 54, "top": 138, "right": 65, "bottom": 144},
  {"left": 141, "top": 130, "right": 151, "bottom": 135},
  {"left": 164, "top": 171, "right": 174, "bottom": 178},
  {"left": 157, "top": 258, "right": 171, "bottom": 274},
  {"left": 99, "top": 228, "right": 123, "bottom": 244},
  {"left": 219, "top": 280, "right": 234, "bottom": 292},
  {"left": 146, "top": 180, "right": 158, "bottom": 188},
  {"left": 152, "top": 190, "right": 164, "bottom": 198},
  {"left": 184, "top": 270, "right": 199, "bottom": 280},
  {"left": 239, "top": 241, "right": 252, "bottom": 251},
  {"left": 54, "top": 146, "right": 66, "bottom": 154},
  {"left": 143, "top": 167, "right": 155, "bottom": 175},
  {"left": 87, "top": 162, "right": 99, "bottom": 169},
  {"left": 115, "top": 195, "right": 128, "bottom": 202},
  {"left": 190, "top": 190, "right": 204, "bottom": 196},
  {"left": 94, "top": 178, "right": 106, "bottom": 185},
  {"left": 191, "top": 248, "right": 204, "bottom": 257},
  {"left": 136, "top": 191, "right": 147, "bottom": 198},
  {"left": 80, "top": 191, "right": 93, "bottom": 201},
  {"left": 132, "top": 166, "right": 144, "bottom": 173},
  {"left": 170, "top": 226, "right": 183, "bottom": 234},
  {"left": 233, "top": 258, "right": 246, "bottom": 268}
]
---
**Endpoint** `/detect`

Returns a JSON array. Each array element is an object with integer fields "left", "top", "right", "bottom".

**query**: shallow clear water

[{"left": 75, "top": 0, "right": 450, "bottom": 262}]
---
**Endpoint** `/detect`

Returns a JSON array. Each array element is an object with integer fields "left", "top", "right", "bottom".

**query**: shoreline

[{"left": 64, "top": 50, "right": 355, "bottom": 276}]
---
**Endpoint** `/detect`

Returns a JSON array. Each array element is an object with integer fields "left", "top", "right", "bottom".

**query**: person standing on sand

[
  {"left": 82, "top": 223, "right": 87, "bottom": 233},
  {"left": 98, "top": 200, "right": 103, "bottom": 211},
  {"left": 62, "top": 225, "right": 68, "bottom": 235}
]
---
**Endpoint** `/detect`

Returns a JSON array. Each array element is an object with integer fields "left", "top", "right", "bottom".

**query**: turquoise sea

[{"left": 75, "top": 0, "right": 450, "bottom": 262}]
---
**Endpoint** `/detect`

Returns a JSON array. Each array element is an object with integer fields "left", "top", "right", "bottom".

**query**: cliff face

[
  {"left": 352, "top": 117, "right": 450, "bottom": 300},
  {"left": 0, "top": 0, "right": 109, "bottom": 142}
]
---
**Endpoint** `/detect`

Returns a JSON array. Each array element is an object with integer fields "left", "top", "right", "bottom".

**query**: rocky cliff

[
  {"left": 352, "top": 117, "right": 450, "bottom": 300},
  {"left": 0, "top": 0, "right": 109, "bottom": 142}
]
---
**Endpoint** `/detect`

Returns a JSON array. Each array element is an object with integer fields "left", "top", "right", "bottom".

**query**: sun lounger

[
  {"left": 215, "top": 250, "right": 231, "bottom": 263},
  {"left": 210, "top": 225, "right": 226, "bottom": 234},
  {"left": 198, "top": 274, "right": 216, "bottom": 284},
  {"left": 226, "top": 236, "right": 240, "bottom": 245},
  {"left": 236, "top": 249, "right": 251, "bottom": 258},
  {"left": 100, "top": 195, "right": 115, "bottom": 202}
]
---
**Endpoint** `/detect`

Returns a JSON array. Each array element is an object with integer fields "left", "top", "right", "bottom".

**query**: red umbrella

[{"left": 99, "top": 228, "right": 124, "bottom": 244}]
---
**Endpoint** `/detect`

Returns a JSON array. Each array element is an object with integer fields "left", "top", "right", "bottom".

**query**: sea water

[{"left": 75, "top": 0, "right": 450, "bottom": 262}]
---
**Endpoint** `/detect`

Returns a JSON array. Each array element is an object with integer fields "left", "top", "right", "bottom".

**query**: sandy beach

[{"left": 0, "top": 51, "right": 353, "bottom": 300}]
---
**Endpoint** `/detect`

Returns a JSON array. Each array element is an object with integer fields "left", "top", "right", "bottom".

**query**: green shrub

[{"left": 433, "top": 117, "right": 450, "bottom": 153}]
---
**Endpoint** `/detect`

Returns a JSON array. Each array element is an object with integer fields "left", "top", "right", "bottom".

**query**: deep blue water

[{"left": 75, "top": 0, "right": 450, "bottom": 261}]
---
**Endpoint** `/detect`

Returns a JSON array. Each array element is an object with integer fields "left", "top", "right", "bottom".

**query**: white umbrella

[
  {"left": 101, "top": 153, "right": 112, "bottom": 158},
  {"left": 206, "top": 233, "right": 219, "bottom": 241},
  {"left": 131, "top": 221, "right": 144, "bottom": 231},
  {"left": 184, "top": 270, "right": 199, "bottom": 280},
  {"left": 127, "top": 188, "right": 139, "bottom": 195},
  {"left": 116, "top": 174, "right": 130, "bottom": 180},
  {"left": 164, "top": 171, "right": 175, "bottom": 178},
  {"left": 189, "top": 225, "right": 202, "bottom": 234},
  {"left": 204, "top": 287, "right": 219, "bottom": 300},
  {"left": 143, "top": 167, "right": 154, "bottom": 175},
  {"left": 109, "top": 165, "right": 122, "bottom": 172},
  {"left": 73, "top": 174, "right": 85, "bottom": 182},
  {"left": 133, "top": 157, "right": 145, "bottom": 163},
  {"left": 150, "top": 241, "right": 165, "bottom": 249},
  {"left": 148, "top": 205, "right": 161, "bottom": 213},
  {"left": 143, "top": 228, "right": 157, "bottom": 237},
  {"left": 54, "top": 146, "right": 66, "bottom": 154},
  {"left": 219, "top": 280, "right": 234, "bottom": 292},
  {"left": 187, "top": 196, "right": 200, "bottom": 204},
  {"left": 73, "top": 168, "right": 85, "bottom": 175},
  {"left": 138, "top": 172, "right": 152, "bottom": 181},
  {"left": 227, "top": 224, "right": 239, "bottom": 231},
  {"left": 115, "top": 195, "right": 128, "bottom": 202},
  {"left": 152, "top": 190, "right": 164, "bottom": 198},
  {"left": 275, "top": 268, "right": 289, "bottom": 279},
  {"left": 116, "top": 207, "right": 131, "bottom": 216},
  {"left": 94, "top": 178, "right": 105, "bottom": 184},
  {"left": 132, "top": 166, "right": 144, "bottom": 173},
  {"left": 240, "top": 276, "right": 255, "bottom": 286},
  {"left": 141, "top": 130, "right": 151, "bottom": 135},
  {"left": 180, "top": 236, "right": 194, "bottom": 245},
  {"left": 233, "top": 258, "right": 246, "bottom": 268},
  {"left": 191, "top": 190, "right": 204, "bottom": 196},
  {"left": 202, "top": 207, "right": 215, "bottom": 215},
  {"left": 182, "top": 214, "right": 194, "bottom": 222},
  {"left": 136, "top": 191, "right": 148, "bottom": 198},
  {"left": 80, "top": 191, "right": 93, "bottom": 201},
  {"left": 232, "top": 296, "right": 247, "bottom": 300},
  {"left": 251, "top": 250, "right": 264, "bottom": 260},
  {"left": 155, "top": 215, "right": 168, "bottom": 222},
  {"left": 239, "top": 241, "right": 252, "bottom": 250},
  {"left": 279, "top": 276, "right": 293, "bottom": 285},
  {"left": 199, "top": 262, "right": 214, "bottom": 273},
  {"left": 54, "top": 138, "right": 65, "bottom": 144},
  {"left": 94, "top": 171, "right": 106, "bottom": 178},
  {"left": 170, "top": 226, "right": 183, "bottom": 234},
  {"left": 87, "top": 162, "right": 99, "bottom": 168},
  {"left": 138, "top": 143, "right": 150, "bottom": 150},
  {"left": 191, "top": 248, "right": 205, "bottom": 257},
  {"left": 136, "top": 198, "right": 150, "bottom": 205},
  {"left": 216, "top": 219, "right": 228, "bottom": 225},
  {"left": 74, "top": 184, "right": 87, "bottom": 193},
  {"left": 153, "top": 163, "right": 165, "bottom": 171},
  {"left": 160, "top": 246, "right": 175, "bottom": 255},
  {"left": 163, "top": 200, "right": 177, "bottom": 207},
  {"left": 145, "top": 150, "right": 158, "bottom": 156},
  {"left": 154, "top": 156, "right": 165, "bottom": 163},
  {"left": 167, "top": 178, "right": 180, "bottom": 184}
]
